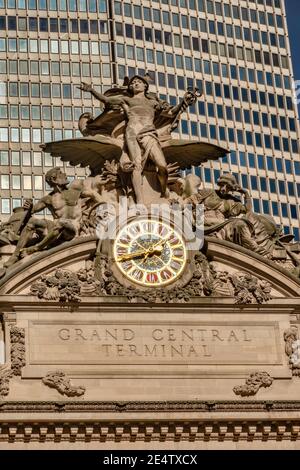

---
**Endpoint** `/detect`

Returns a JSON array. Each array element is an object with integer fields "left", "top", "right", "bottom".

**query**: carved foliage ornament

[
  {"left": 30, "top": 255, "right": 272, "bottom": 304},
  {"left": 10, "top": 326, "right": 26, "bottom": 376},
  {"left": 42, "top": 371, "right": 86, "bottom": 397},
  {"left": 284, "top": 327, "right": 300, "bottom": 376},
  {"left": 30, "top": 270, "right": 81, "bottom": 302},
  {"left": 229, "top": 273, "right": 272, "bottom": 304},
  {"left": 0, "top": 369, "right": 13, "bottom": 398},
  {"left": 0, "top": 326, "right": 26, "bottom": 398},
  {"left": 233, "top": 372, "right": 273, "bottom": 397}
]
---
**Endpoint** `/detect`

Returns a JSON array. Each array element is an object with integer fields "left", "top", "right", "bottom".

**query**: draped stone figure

[{"left": 187, "top": 173, "right": 298, "bottom": 263}]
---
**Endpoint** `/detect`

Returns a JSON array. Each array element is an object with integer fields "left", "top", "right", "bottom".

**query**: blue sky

[
  {"left": 285, "top": 0, "right": 300, "bottom": 80},
  {"left": 285, "top": 0, "right": 300, "bottom": 115}
]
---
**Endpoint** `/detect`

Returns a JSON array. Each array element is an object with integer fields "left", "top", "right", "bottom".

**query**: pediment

[{"left": 0, "top": 236, "right": 299, "bottom": 300}]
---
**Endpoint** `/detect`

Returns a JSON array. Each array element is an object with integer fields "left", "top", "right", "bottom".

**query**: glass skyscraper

[{"left": 0, "top": 0, "right": 299, "bottom": 238}]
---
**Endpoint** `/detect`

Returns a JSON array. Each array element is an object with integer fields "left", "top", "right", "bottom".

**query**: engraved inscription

[{"left": 28, "top": 321, "right": 280, "bottom": 366}]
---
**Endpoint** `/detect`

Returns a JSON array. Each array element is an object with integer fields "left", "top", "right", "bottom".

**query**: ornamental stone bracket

[
  {"left": 284, "top": 327, "right": 300, "bottom": 376},
  {"left": 42, "top": 371, "right": 86, "bottom": 397},
  {"left": 233, "top": 372, "right": 273, "bottom": 397},
  {"left": 0, "top": 417, "right": 300, "bottom": 445}
]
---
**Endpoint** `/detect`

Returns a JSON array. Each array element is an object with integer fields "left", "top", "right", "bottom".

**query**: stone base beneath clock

[
  {"left": 0, "top": 301, "right": 294, "bottom": 398},
  {"left": 1, "top": 300, "right": 300, "bottom": 449},
  {"left": 1, "top": 237, "right": 300, "bottom": 448}
]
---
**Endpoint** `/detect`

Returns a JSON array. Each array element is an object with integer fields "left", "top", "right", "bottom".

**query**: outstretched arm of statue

[
  {"left": 168, "top": 88, "right": 203, "bottom": 116},
  {"left": 78, "top": 82, "right": 125, "bottom": 109},
  {"left": 78, "top": 82, "right": 109, "bottom": 105}
]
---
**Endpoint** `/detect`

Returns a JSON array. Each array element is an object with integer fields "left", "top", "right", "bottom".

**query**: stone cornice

[
  {"left": 0, "top": 405, "right": 300, "bottom": 444},
  {"left": 1, "top": 400, "right": 300, "bottom": 413},
  {"left": 0, "top": 298, "right": 298, "bottom": 310}
]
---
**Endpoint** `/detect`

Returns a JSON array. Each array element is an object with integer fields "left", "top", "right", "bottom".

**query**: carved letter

[
  {"left": 102, "top": 344, "right": 112, "bottom": 356},
  {"left": 116, "top": 344, "right": 124, "bottom": 356},
  {"left": 168, "top": 329, "right": 176, "bottom": 341},
  {"left": 228, "top": 330, "right": 239, "bottom": 342},
  {"left": 187, "top": 346, "right": 198, "bottom": 357},
  {"left": 243, "top": 329, "right": 252, "bottom": 342},
  {"left": 105, "top": 329, "right": 118, "bottom": 341},
  {"left": 123, "top": 329, "right": 135, "bottom": 341},
  {"left": 58, "top": 328, "right": 70, "bottom": 341},
  {"left": 129, "top": 344, "right": 142, "bottom": 356},
  {"left": 75, "top": 329, "right": 87, "bottom": 341},
  {"left": 90, "top": 329, "right": 101, "bottom": 341},
  {"left": 170, "top": 345, "right": 183, "bottom": 357},
  {"left": 211, "top": 329, "right": 224, "bottom": 341},
  {"left": 197, "top": 329, "right": 207, "bottom": 341},
  {"left": 182, "top": 330, "right": 194, "bottom": 342},
  {"left": 202, "top": 344, "right": 212, "bottom": 357},
  {"left": 144, "top": 345, "right": 158, "bottom": 357},
  {"left": 152, "top": 329, "right": 163, "bottom": 341}
]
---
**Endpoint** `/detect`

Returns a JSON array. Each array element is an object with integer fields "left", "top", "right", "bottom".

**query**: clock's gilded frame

[{"left": 105, "top": 215, "right": 198, "bottom": 291}]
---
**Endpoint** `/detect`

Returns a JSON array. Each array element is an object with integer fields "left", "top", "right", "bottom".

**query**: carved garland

[
  {"left": 284, "top": 327, "right": 300, "bottom": 376},
  {"left": 233, "top": 372, "right": 273, "bottom": 397},
  {"left": 42, "top": 371, "right": 86, "bottom": 397},
  {"left": 10, "top": 326, "right": 26, "bottom": 376},
  {"left": 0, "top": 326, "right": 26, "bottom": 398},
  {"left": 0, "top": 369, "right": 13, "bottom": 398},
  {"left": 30, "top": 255, "right": 272, "bottom": 305}
]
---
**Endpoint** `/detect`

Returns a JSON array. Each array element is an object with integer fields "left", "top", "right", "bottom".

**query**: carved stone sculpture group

[{"left": 0, "top": 75, "right": 299, "bottom": 290}]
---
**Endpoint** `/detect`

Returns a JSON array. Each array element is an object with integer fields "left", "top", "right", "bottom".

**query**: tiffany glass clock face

[{"left": 113, "top": 218, "right": 187, "bottom": 287}]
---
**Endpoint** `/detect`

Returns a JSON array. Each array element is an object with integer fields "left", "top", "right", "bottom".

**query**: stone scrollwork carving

[
  {"left": 10, "top": 326, "right": 26, "bottom": 376},
  {"left": 0, "top": 368, "right": 13, "bottom": 398},
  {"left": 284, "top": 327, "right": 300, "bottom": 376},
  {"left": 233, "top": 372, "right": 273, "bottom": 397},
  {"left": 42, "top": 371, "right": 86, "bottom": 397}
]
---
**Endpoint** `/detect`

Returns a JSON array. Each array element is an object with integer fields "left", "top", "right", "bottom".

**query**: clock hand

[
  {"left": 141, "top": 235, "right": 169, "bottom": 262},
  {"left": 142, "top": 245, "right": 164, "bottom": 262},
  {"left": 143, "top": 244, "right": 164, "bottom": 262},
  {"left": 118, "top": 246, "right": 164, "bottom": 263},
  {"left": 148, "top": 235, "right": 169, "bottom": 251},
  {"left": 117, "top": 234, "right": 170, "bottom": 263},
  {"left": 135, "top": 240, "right": 147, "bottom": 250},
  {"left": 117, "top": 249, "right": 149, "bottom": 262},
  {"left": 117, "top": 245, "right": 165, "bottom": 262}
]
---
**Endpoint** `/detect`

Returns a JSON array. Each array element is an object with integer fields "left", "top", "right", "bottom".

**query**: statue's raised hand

[
  {"left": 23, "top": 198, "right": 33, "bottom": 210},
  {"left": 183, "top": 88, "right": 202, "bottom": 106},
  {"left": 237, "top": 187, "right": 249, "bottom": 195},
  {"left": 78, "top": 82, "right": 93, "bottom": 92}
]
